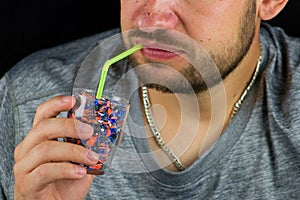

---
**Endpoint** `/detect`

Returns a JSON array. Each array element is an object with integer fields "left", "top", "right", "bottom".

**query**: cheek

[
  {"left": 184, "top": 3, "right": 243, "bottom": 48},
  {"left": 120, "top": 0, "right": 144, "bottom": 30}
]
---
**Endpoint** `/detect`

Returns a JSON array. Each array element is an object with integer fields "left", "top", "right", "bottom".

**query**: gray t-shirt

[{"left": 1, "top": 23, "right": 300, "bottom": 200}]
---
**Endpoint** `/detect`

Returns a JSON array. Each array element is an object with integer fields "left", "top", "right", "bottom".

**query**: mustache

[{"left": 125, "top": 28, "right": 193, "bottom": 52}]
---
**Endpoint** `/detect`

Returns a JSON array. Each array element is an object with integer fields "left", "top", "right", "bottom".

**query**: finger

[
  {"left": 14, "top": 118, "right": 93, "bottom": 162},
  {"left": 33, "top": 95, "right": 75, "bottom": 127},
  {"left": 21, "top": 162, "right": 90, "bottom": 195},
  {"left": 16, "top": 140, "right": 99, "bottom": 173}
]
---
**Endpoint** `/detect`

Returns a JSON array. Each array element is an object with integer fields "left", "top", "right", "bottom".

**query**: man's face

[{"left": 120, "top": 0, "right": 258, "bottom": 94}]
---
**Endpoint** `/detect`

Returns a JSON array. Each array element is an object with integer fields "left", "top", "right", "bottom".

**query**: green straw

[{"left": 96, "top": 44, "right": 143, "bottom": 99}]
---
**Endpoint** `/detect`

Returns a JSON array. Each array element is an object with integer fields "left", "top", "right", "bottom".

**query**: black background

[{"left": 1, "top": 0, "right": 299, "bottom": 78}]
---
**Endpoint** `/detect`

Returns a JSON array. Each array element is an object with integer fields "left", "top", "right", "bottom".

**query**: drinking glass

[{"left": 64, "top": 88, "right": 130, "bottom": 175}]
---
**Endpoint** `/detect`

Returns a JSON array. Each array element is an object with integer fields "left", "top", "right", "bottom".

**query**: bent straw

[{"left": 96, "top": 44, "right": 143, "bottom": 99}]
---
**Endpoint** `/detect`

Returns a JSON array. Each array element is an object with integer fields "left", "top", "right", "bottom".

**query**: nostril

[{"left": 137, "top": 10, "right": 179, "bottom": 30}]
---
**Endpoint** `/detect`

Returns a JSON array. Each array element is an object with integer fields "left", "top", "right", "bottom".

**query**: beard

[{"left": 125, "top": 1, "right": 257, "bottom": 94}]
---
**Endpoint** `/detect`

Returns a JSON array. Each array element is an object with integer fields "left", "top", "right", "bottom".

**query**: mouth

[{"left": 135, "top": 39, "right": 185, "bottom": 61}]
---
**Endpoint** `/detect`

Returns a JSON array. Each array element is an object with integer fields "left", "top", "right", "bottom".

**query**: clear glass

[{"left": 64, "top": 88, "right": 130, "bottom": 175}]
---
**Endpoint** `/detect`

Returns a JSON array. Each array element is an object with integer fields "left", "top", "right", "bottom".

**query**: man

[{"left": 1, "top": 0, "right": 299, "bottom": 199}]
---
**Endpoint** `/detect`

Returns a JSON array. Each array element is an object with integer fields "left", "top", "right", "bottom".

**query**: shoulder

[
  {"left": 259, "top": 23, "right": 300, "bottom": 130},
  {"left": 260, "top": 22, "right": 300, "bottom": 85},
  {"left": 260, "top": 22, "right": 300, "bottom": 68},
  {"left": 3, "top": 28, "right": 121, "bottom": 104},
  {"left": 260, "top": 22, "right": 300, "bottom": 86}
]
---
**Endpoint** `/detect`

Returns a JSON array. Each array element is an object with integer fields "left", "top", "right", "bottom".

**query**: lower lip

[{"left": 142, "top": 48, "right": 180, "bottom": 60}]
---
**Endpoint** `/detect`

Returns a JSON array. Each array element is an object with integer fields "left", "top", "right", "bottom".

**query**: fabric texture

[{"left": 0, "top": 23, "right": 299, "bottom": 199}]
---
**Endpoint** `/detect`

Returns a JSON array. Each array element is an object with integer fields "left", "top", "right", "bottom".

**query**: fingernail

[
  {"left": 77, "top": 121, "right": 93, "bottom": 134},
  {"left": 76, "top": 166, "right": 87, "bottom": 176},
  {"left": 87, "top": 151, "right": 99, "bottom": 162}
]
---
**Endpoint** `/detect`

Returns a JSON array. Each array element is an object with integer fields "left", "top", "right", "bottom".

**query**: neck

[{"left": 141, "top": 39, "right": 262, "bottom": 171}]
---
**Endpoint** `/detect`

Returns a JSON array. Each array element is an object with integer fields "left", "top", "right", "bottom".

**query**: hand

[{"left": 14, "top": 95, "right": 99, "bottom": 200}]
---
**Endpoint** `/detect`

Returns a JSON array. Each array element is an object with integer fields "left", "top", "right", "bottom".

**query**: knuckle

[
  {"left": 13, "top": 162, "right": 21, "bottom": 176},
  {"left": 36, "top": 141, "right": 53, "bottom": 156},
  {"left": 14, "top": 143, "right": 22, "bottom": 161},
  {"left": 35, "top": 103, "right": 46, "bottom": 115},
  {"left": 62, "top": 164, "right": 74, "bottom": 177},
  {"left": 35, "top": 164, "right": 49, "bottom": 181},
  {"left": 65, "top": 118, "right": 80, "bottom": 138},
  {"left": 32, "top": 118, "right": 45, "bottom": 131},
  {"left": 69, "top": 144, "right": 88, "bottom": 163},
  {"left": 64, "top": 118, "right": 75, "bottom": 130},
  {"left": 70, "top": 142, "right": 83, "bottom": 154}
]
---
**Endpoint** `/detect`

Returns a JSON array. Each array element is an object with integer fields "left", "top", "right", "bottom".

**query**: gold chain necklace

[
  {"left": 141, "top": 50, "right": 263, "bottom": 171},
  {"left": 230, "top": 52, "right": 263, "bottom": 118},
  {"left": 142, "top": 87, "right": 186, "bottom": 171}
]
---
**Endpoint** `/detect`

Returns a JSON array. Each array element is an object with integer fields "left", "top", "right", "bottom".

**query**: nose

[{"left": 137, "top": 2, "right": 179, "bottom": 30}]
